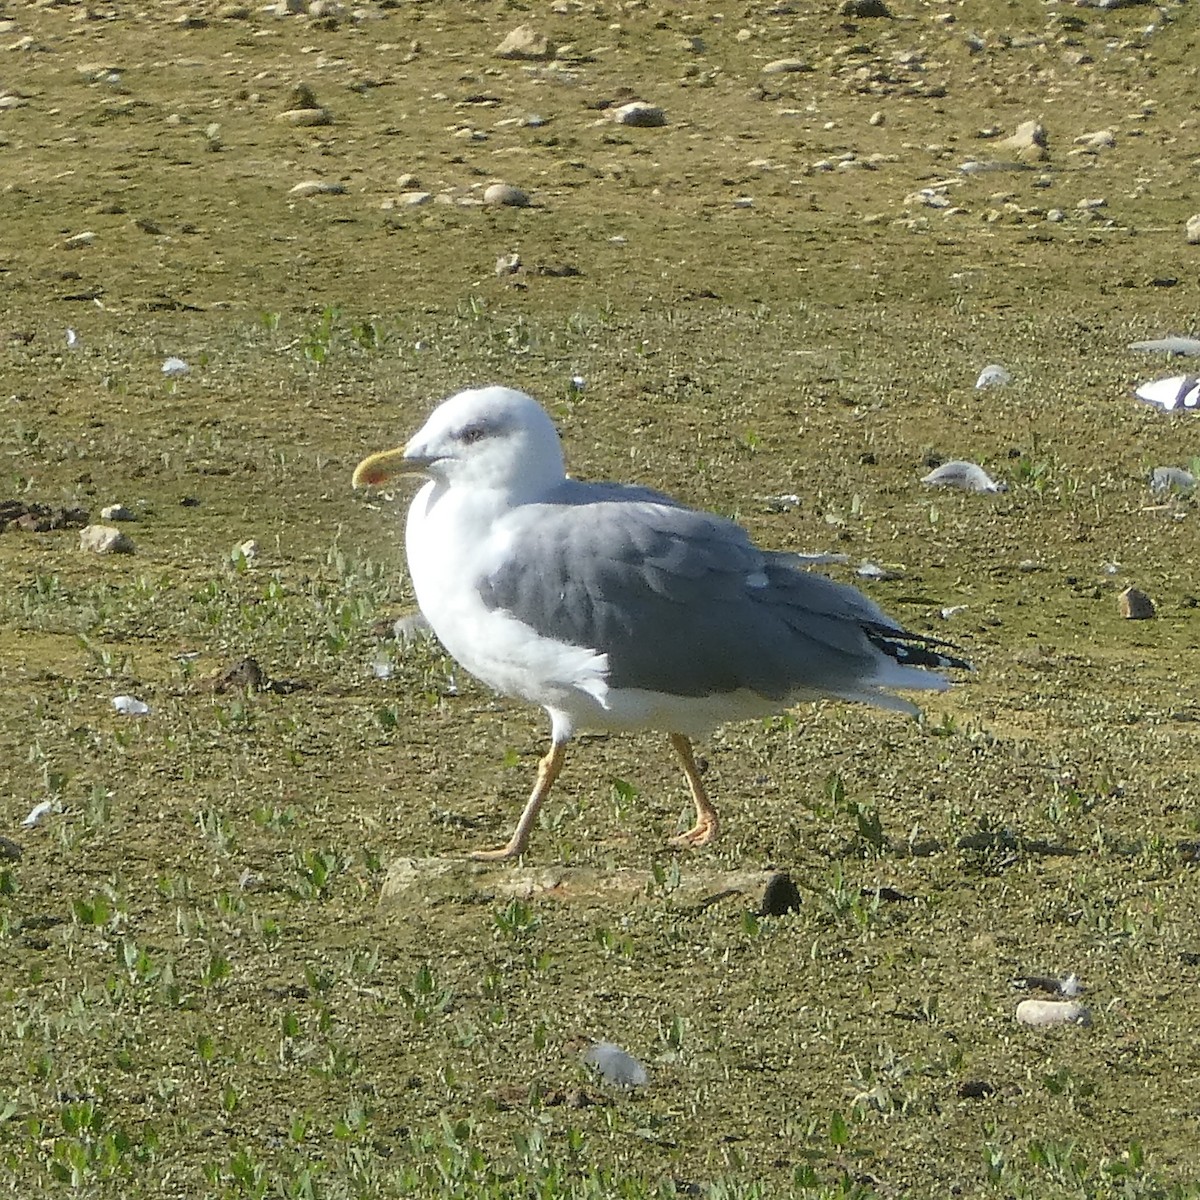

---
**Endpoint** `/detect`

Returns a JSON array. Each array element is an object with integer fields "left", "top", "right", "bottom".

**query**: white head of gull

[{"left": 353, "top": 385, "right": 970, "bottom": 861}]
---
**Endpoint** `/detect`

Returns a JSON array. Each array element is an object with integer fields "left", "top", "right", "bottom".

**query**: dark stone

[{"left": 758, "top": 871, "right": 802, "bottom": 916}]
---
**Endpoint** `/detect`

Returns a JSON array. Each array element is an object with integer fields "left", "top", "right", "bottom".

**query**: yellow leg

[
  {"left": 666, "top": 733, "right": 720, "bottom": 849},
  {"left": 469, "top": 741, "right": 567, "bottom": 861}
]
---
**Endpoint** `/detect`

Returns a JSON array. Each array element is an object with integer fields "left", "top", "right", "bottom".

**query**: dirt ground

[{"left": 1, "top": 0, "right": 1199, "bottom": 1195}]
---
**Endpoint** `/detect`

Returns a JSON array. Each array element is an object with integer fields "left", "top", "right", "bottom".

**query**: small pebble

[
  {"left": 1150, "top": 466, "right": 1195, "bottom": 494},
  {"left": 1012, "top": 972, "right": 1084, "bottom": 997},
  {"left": 611, "top": 101, "right": 666, "bottom": 128},
  {"left": 483, "top": 183, "right": 529, "bottom": 207},
  {"left": 234, "top": 539, "right": 259, "bottom": 561},
  {"left": 921, "top": 461, "right": 1004, "bottom": 493},
  {"left": 856, "top": 561, "right": 902, "bottom": 581},
  {"left": 1015, "top": 999, "right": 1091, "bottom": 1028},
  {"left": 761, "top": 58, "right": 812, "bottom": 74},
  {"left": 63, "top": 231, "right": 96, "bottom": 249},
  {"left": 494, "top": 24, "right": 552, "bottom": 61},
  {"left": 112, "top": 695, "right": 150, "bottom": 716},
  {"left": 288, "top": 180, "right": 345, "bottom": 197},
  {"left": 79, "top": 525, "right": 134, "bottom": 554},
  {"left": 161, "top": 357, "right": 190, "bottom": 377},
  {"left": 276, "top": 107, "right": 332, "bottom": 127},
  {"left": 100, "top": 503, "right": 135, "bottom": 521},
  {"left": 758, "top": 872, "right": 802, "bottom": 916},
  {"left": 1135, "top": 375, "right": 1200, "bottom": 412},
  {"left": 1117, "top": 586, "right": 1154, "bottom": 620},
  {"left": 495, "top": 252, "right": 521, "bottom": 277},
  {"left": 975, "top": 364, "right": 1011, "bottom": 389},
  {"left": 1129, "top": 337, "right": 1200, "bottom": 357},
  {"left": 582, "top": 1041, "right": 649, "bottom": 1088},
  {"left": 21, "top": 801, "right": 54, "bottom": 829}
]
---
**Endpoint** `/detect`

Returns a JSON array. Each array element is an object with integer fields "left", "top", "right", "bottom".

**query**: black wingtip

[{"left": 865, "top": 625, "right": 973, "bottom": 672}]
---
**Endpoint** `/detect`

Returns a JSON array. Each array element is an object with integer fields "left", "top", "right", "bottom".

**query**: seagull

[{"left": 352, "top": 386, "right": 970, "bottom": 861}]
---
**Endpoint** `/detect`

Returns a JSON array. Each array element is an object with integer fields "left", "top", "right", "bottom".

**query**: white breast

[{"left": 405, "top": 482, "right": 610, "bottom": 726}]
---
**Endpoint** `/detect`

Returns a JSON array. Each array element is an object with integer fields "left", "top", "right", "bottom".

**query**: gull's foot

[
  {"left": 668, "top": 815, "right": 719, "bottom": 850},
  {"left": 468, "top": 841, "right": 526, "bottom": 862}
]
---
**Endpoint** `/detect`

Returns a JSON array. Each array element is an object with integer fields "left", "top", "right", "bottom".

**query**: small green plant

[
  {"left": 289, "top": 849, "right": 346, "bottom": 901},
  {"left": 492, "top": 898, "right": 540, "bottom": 940},
  {"left": 397, "top": 964, "right": 453, "bottom": 1026}
]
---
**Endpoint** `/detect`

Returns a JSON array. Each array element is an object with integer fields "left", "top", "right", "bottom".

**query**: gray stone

[
  {"left": 495, "top": 25, "right": 552, "bottom": 61},
  {"left": 611, "top": 101, "right": 666, "bottom": 128}
]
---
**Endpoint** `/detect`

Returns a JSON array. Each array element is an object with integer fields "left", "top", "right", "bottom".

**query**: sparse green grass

[{"left": 2, "top": 0, "right": 1200, "bottom": 1194}]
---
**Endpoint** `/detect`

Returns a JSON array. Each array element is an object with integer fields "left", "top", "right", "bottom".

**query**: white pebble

[
  {"left": 1015, "top": 999, "right": 1091, "bottom": 1028},
  {"left": 921, "top": 461, "right": 1004, "bottom": 493},
  {"left": 1129, "top": 336, "right": 1200, "bottom": 356},
  {"left": 21, "top": 800, "right": 54, "bottom": 828},
  {"left": 483, "top": 183, "right": 529, "bottom": 207},
  {"left": 856, "top": 561, "right": 902, "bottom": 581},
  {"left": 582, "top": 1040, "right": 649, "bottom": 1088},
  {"left": 65, "top": 328, "right": 80, "bottom": 349},
  {"left": 761, "top": 58, "right": 812, "bottom": 74},
  {"left": 112, "top": 695, "right": 150, "bottom": 716},
  {"left": 161, "top": 357, "right": 190, "bottom": 377},
  {"left": 100, "top": 504, "right": 135, "bottom": 522},
  {"left": 495, "top": 252, "right": 521, "bottom": 277},
  {"left": 975, "top": 363, "right": 1011, "bottom": 389},
  {"left": 1059, "top": 973, "right": 1083, "bottom": 998},
  {"left": 1135, "top": 375, "right": 1200, "bottom": 411},
  {"left": 288, "top": 180, "right": 345, "bottom": 197},
  {"left": 1151, "top": 466, "right": 1195, "bottom": 494},
  {"left": 610, "top": 101, "right": 666, "bottom": 128}
]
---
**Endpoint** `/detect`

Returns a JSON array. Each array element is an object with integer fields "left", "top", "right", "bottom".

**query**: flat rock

[
  {"left": 277, "top": 108, "right": 333, "bottom": 127},
  {"left": 921, "top": 460, "right": 1004, "bottom": 493},
  {"left": 380, "top": 858, "right": 786, "bottom": 911},
  {"left": 1015, "top": 999, "right": 1091, "bottom": 1027},
  {"left": 1129, "top": 336, "right": 1200, "bottom": 356},
  {"left": 611, "top": 101, "right": 666, "bottom": 128},
  {"left": 288, "top": 180, "right": 345, "bottom": 197},
  {"left": 762, "top": 58, "right": 812, "bottom": 74}
]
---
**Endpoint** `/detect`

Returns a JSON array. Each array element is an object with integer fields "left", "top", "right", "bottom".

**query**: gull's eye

[{"left": 458, "top": 423, "right": 489, "bottom": 445}]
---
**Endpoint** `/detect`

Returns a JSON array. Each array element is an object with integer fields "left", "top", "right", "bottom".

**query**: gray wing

[{"left": 475, "top": 481, "right": 965, "bottom": 701}]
